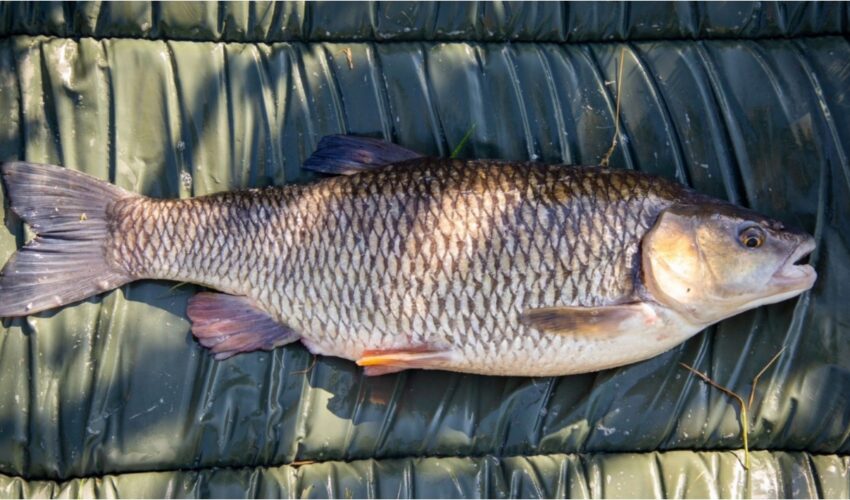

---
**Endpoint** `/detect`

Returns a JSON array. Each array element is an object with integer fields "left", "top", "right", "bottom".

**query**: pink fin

[
  {"left": 187, "top": 292, "right": 299, "bottom": 359},
  {"left": 357, "top": 346, "right": 454, "bottom": 376}
]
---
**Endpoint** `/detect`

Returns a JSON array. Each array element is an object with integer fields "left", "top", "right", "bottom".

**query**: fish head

[{"left": 641, "top": 201, "right": 816, "bottom": 325}]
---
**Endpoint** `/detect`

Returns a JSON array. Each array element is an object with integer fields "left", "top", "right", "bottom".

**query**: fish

[{"left": 0, "top": 135, "right": 817, "bottom": 377}]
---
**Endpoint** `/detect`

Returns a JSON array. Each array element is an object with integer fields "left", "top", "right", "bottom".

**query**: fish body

[
  {"left": 0, "top": 136, "right": 817, "bottom": 376},
  {"left": 109, "top": 160, "right": 686, "bottom": 376}
]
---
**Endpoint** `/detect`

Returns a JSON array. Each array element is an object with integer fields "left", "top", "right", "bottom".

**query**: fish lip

[{"left": 772, "top": 238, "right": 817, "bottom": 289}]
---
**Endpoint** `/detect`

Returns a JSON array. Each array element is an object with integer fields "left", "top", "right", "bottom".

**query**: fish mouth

[{"left": 771, "top": 238, "right": 817, "bottom": 290}]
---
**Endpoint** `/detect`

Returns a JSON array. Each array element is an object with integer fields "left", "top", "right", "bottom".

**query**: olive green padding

[
  {"left": 0, "top": 2, "right": 849, "bottom": 498},
  {"left": 1, "top": 452, "right": 847, "bottom": 499},
  {"left": 0, "top": 1, "right": 847, "bottom": 43}
]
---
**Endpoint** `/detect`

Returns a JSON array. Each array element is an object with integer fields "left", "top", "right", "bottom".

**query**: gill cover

[
  {"left": 641, "top": 205, "right": 816, "bottom": 325},
  {"left": 641, "top": 208, "right": 707, "bottom": 322}
]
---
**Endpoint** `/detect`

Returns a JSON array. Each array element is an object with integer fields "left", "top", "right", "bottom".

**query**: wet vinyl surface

[
  {"left": 1, "top": 452, "right": 848, "bottom": 498},
  {"left": 0, "top": 2, "right": 848, "bottom": 498}
]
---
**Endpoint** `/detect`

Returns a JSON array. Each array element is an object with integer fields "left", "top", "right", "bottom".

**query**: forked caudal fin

[{"left": 0, "top": 162, "right": 136, "bottom": 317}]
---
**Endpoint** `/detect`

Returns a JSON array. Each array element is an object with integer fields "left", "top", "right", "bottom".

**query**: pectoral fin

[
  {"left": 521, "top": 303, "right": 659, "bottom": 338},
  {"left": 187, "top": 292, "right": 299, "bottom": 359},
  {"left": 357, "top": 346, "right": 454, "bottom": 376}
]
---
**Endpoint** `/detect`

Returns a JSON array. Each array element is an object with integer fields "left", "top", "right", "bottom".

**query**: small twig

[
  {"left": 679, "top": 347, "right": 788, "bottom": 472},
  {"left": 292, "top": 354, "right": 318, "bottom": 375},
  {"left": 600, "top": 47, "right": 626, "bottom": 168},
  {"left": 680, "top": 362, "right": 750, "bottom": 470},
  {"left": 450, "top": 124, "right": 477, "bottom": 159},
  {"left": 748, "top": 346, "right": 786, "bottom": 410}
]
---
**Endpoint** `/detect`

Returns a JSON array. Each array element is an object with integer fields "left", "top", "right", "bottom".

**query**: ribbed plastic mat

[
  {"left": 0, "top": 1, "right": 847, "bottom": 43},
  {"left": 0, "top": 3, "right": 848, "bottom": 497},
  {"left": 1, "top": 452, "right": 847, "bottom": 499}
]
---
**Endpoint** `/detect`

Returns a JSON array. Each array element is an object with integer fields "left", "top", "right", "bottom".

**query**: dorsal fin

[{"left": 302, "top": 135, "right": 424, "bottom": 175}]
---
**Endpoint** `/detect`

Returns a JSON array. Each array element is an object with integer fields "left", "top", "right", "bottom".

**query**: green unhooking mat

[{"left": 0, "top": 1, "right": 848, "bottom": 498}]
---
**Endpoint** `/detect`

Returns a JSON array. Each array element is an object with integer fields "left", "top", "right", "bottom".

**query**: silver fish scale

[{"left": 106, "top": 159, "right": 685, "bottom": 375}]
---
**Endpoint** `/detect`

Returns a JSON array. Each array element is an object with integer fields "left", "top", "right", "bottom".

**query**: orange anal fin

[
  {"left": 357, "top": 346, "right": 454, "bottom": 376},
  {"left": 187, "top": 292, "right": 299, "bottom": 359}
]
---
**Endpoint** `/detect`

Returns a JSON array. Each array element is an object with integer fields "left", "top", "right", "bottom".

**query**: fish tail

[{"left": 0, "top": 162, "right": 136, "bottom": 317}]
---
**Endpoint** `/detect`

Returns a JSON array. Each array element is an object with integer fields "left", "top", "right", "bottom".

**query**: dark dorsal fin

[{"left": 302, "top": 135, "right": 424, "bottom": 175}]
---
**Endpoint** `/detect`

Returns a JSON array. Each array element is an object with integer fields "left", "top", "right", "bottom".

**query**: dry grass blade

[
  {"left": 451, "top": 124, "right": 477, "bottom": 159},
  {"left": 679, "top": 362, "right": 750, "bottom": 470},
  {"left": 155, "top": 281, "right": 192, "bottom": 299},
  {"left": 341, "top": 47, "right": 354, "bottom": 70},
  {"left": 748, "top": 346, "right": 786, "bottom": 410},
  {"left": 600, "top": 47, "right": 626, "bottom": 168}
]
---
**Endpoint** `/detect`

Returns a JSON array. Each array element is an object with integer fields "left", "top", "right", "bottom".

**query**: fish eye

[{"left": 738, "top": 226, "right": 765, "bottom": 249}]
